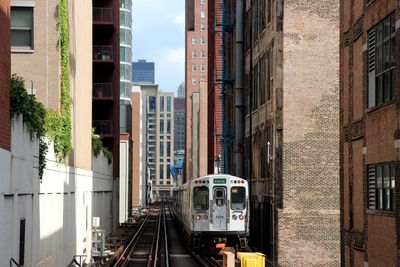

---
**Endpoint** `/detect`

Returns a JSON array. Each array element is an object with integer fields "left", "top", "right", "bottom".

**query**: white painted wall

[
  {"left": 119, "top": 140, "right": 129, "bottom": 223},
  {"left": 0, "top": 117, "right": 114, "bottom": 266}
]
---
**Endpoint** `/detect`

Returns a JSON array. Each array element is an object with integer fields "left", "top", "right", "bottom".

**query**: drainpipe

[{"left": 234, "top": 0, "right": 244, "bottom": 178}]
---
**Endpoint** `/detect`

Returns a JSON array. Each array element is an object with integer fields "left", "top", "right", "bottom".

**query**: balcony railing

[
  {"left": 93, "top": 120, "right": 113, "bottom": 136},
  {"left": 93, "top": 7, "right": 113, "bottom": 24},
  {"left": 93, "top": 46, "right": 113, "bottom": 62},
  {"left": 93, "top": 83, "right": 113, "bottom": 98}
]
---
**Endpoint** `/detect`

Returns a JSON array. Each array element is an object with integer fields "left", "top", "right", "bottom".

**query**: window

[
  {"left": 167, "top": 164, "right": 171, "bottom": 178},
  {"left": 167, "top": 96, "right": 171, "bottom": 112},
  {"left": 160, "top": 141, "right": 164, "bottom": 157},
  {"left": 368, "top": 14, "right": 396, "bottom": 107},
  {"left": 201, "top": 37, "right": 206, "bottom": 45},
  {"left": 192, "top": 50, "right": 197, "bottom": 58},
  {"left": 192, "top": 64, "right": 197, "bottom": 72},
  {"left": 160, "top": 119, "right": 164, "bottom": 134},
  {"left": 193, "top": 186, "right": 209, "bottom": 210},
  {"left": 160, "top": 96, "right": 164, "bottom": 112},
  {"left": 192, "top": 78, "right": 197, "bottom": 85},
  {"left": 368, "top": 163, "right": 395, "bottom": 211},
  {"left": 11, "top": 7, "right": 33, "bottom": 49},
  {"left": 167, "top": 119, "right": 171, "bottom": 134},
  {"left": 192, "top": 37, "right": 198, "bottom": 45},
  {"left": 160, "top": 164, "right": 164, "bottom": 179},
  {"left": 231, "top": 187, "right": 246, "bottom": 210},
  {"left": 201, "top": 50, "right": 206, "bottom": 58},
  {"left": 167, "top": 141, "right": 171, "bottom": 157},
  {"left": 200, "top": 23, "right": 206, "bottom": 31},
  {"left": 200, "top": 0, "right": 205, "bottom": 4},
  {"left": 200, "top": 64, "right": 206, "bottom": 72},
  {"left": 19, "top": 219, "right": 26, "bottom": 265},
  {"left": 201, "top": 11, "right": 206, "bottom": 18},
  {"left": 148, "top": 96, "right": 156, "bottom": 112}
]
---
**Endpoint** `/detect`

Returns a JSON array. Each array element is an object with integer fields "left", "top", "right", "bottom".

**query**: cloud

[{"left": 172, "top": 12, "right": 185, "bottom": 26}]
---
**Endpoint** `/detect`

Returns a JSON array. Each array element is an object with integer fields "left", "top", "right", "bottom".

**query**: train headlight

[
  {"left": 232, "top": 214, "right": 238, "bottom": 220},
  {"left": 239, "top": 214, "right": 245, "bottom": 220},
  {"left": 195, "top": 214, "right": 202, "bottom": 220}
]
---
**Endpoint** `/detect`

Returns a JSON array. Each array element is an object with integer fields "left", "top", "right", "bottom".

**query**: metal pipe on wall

[{"left": 234, "top": 0, "right": 244, "bottom": 178}]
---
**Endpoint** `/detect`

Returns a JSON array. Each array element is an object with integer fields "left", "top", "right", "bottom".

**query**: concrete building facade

[
  {"left": 5, "top": 0, "right": 116, "bottom": 265},
  {"left": 185, "top": 0, "right": 208, "bottom": 181},
  {"left": 242, "top": 0, "right": 341, "bottom": 265},
  {"left": 131, "top": 85, "right": 143, "bottom": 209},
  {"left": 139, "top": 84, "right": 175, "bottom": 200},
  {"left": 340, "top": 0, "right": 400, "bottom": 265}
]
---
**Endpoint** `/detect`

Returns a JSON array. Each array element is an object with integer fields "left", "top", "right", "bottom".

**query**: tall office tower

[
  {"left": 92, "top": 0, "right": 120, "bottom": 178},
  {"left": 119, "top": 0, "right": 132, "bottom": 133},
  {"left": 139, "top": 84, "right": 175, "bottom": 201},
  {"left": 132, "top": 59, "right": 155, "bottom": 84},
  {"left": 177, "top": 82, "right": 185, "bottom": 98},
  {"left": 185, "top": 0, "right": 208, "bottom": 181}
]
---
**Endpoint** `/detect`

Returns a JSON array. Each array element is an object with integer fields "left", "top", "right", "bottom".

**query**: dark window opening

[
  {"left": 193, "top": 186, "right": 209, "bottom": 210},
  {"left": 231, "top": 187, "right": 246, "bottom": 210}
]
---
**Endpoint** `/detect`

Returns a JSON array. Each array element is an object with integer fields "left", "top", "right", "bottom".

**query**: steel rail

[
  {"left": 163, "top": 203, "right": 170, "bottom": 267},
  {"left": 150, "top": 208, "right": 162, "bottom": 267},
  {"left": 114, "top": 213, "right": 150, "bottom": 267}
]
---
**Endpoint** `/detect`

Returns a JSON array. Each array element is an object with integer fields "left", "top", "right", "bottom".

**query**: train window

[
  {"left": 193, "top": 186, "right": 209, "bottom": 210},
  {"left": 216, "top": 189, "right": 223, "bottom": 198},
  {"left": 231, "top": 187, "right": 246, "bottom": 210}
]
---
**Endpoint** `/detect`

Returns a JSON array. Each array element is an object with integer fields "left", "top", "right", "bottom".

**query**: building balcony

[
  {"left": 93, "top": 83, "right": 114, "bottom": 100},
  {"left": 93, "top": 7, "right": 113, "bottom": 25},
  {"left": 93, "top": 120, "right": 114, "bottom": 137},
  {"left": 93, "top": 46, "right": 114, "bottom": 63}
]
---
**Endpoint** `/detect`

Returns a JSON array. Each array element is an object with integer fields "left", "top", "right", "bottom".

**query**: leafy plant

[
  {"left": 44, "top": 0, "right": 72, "bottom": 162},
  {"left": 92, "top": 129, "right": 112, "bottom": 165},
  {"left": 11, "top": 74, "right": 48, "bottom": 179}
]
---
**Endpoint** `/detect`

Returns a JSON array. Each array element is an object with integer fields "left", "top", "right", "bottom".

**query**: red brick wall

[
  {"left": 340, "top": 0, "right": 398, "bottom": 265},
  {"left": 0, "top": 1, "right": 10, "bottom": 151}
]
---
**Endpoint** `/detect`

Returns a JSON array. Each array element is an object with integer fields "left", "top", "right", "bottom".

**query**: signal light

[
  {"left": 239, "top": 214, "right": 244, "bottom": 220},
  {"left": 232, "top": 214, "right": 237, "bottom": 220}
]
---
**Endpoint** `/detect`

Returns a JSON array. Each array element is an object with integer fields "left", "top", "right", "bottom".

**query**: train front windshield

[
  {"left": 193, "top": 186, "right": 209, "bottom": 210},
  {"left": 231, "top": 187, "right": 246, "bottom": 210}
]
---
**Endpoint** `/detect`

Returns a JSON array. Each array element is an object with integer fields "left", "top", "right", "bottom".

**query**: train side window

[
  {"left": 231, "top": 187, "right": 246, "bottom": 210},
  {"left": 193, "top": 186, "right": 209, "bottom": 210}
]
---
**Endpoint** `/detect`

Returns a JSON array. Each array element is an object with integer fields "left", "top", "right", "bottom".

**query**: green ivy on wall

[
  {"left": 45, "top": 0, "right": 72, "bottom": 162},
  {"left": 92, "top": 129, "right": 113, "bottom": 164},
  {"left": 11, "top": 75, "right": 48, "bottom": 179}
]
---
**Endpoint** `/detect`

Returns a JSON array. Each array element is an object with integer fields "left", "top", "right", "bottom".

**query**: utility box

[
  {"left": 92, "top": 229, "right": 105, "bottom": 256},
  {"left": 237, "top": 252, "right": 265, "bottom": 267}
]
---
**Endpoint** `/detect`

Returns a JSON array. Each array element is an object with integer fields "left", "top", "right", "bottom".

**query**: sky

[{"left": 132, "top": 0, "right": 185, "bottom": 94}]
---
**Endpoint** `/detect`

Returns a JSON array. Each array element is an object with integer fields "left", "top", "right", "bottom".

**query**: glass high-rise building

[
  {"left": 120, "top": 0, "right": 132, "bottom": 132},
  {"left": 132, "top": 59, "right": 155, "bottom": 84}
]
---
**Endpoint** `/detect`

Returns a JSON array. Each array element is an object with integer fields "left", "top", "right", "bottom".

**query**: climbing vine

[
  {"left": 92, "top": 130, "right": 113, "bottom": 165},
  {"left": 45, "top": 0, "right": 72, "bottom": 162},
  {"left": 11, "top": 75, "right": 48, "bottom": 179}
]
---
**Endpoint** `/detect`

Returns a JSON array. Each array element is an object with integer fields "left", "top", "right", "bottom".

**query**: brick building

[
  {"left": 340, "top": 0, "right": 399, "bottom": 265},
  {"left": 185, "top": 0, "right": 208, "bottom": 181},
  {"left": 242, "top": 0, "right": 340, "bottom": 265},
  {"left": 0, "top": 0, "right": 10, "bottom": 152}
]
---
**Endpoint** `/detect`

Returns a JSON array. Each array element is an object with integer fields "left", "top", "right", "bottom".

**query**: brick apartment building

[
  {"left": 340, "top": 0, "right": 400, "bottom": 265},
  {"left": 241, "top": 0, "right": 340, "bottom": 265},
  {"left": 185, "top": 0, "right": 208, "bottom": 181},
  {"left": 0, "top": 0, "right": 10, "bottom": 152}
]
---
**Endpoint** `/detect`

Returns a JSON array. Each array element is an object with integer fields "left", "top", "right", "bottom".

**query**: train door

[{"left": 212, "top": 187, "right": 227, "bottom": 231}]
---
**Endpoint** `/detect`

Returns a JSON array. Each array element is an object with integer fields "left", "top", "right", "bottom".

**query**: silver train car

[{"left": 172, "top": 174, "right": 249, "bottom": 251}]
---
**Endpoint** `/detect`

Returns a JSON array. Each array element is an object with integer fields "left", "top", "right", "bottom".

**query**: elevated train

[{"left": 172, "top": 174, "right": 249, "bottom": 251}]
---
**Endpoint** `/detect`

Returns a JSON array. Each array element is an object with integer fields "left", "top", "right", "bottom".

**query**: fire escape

[{"left": 213, "top": 0, "right": 234, "bottom": 173}]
